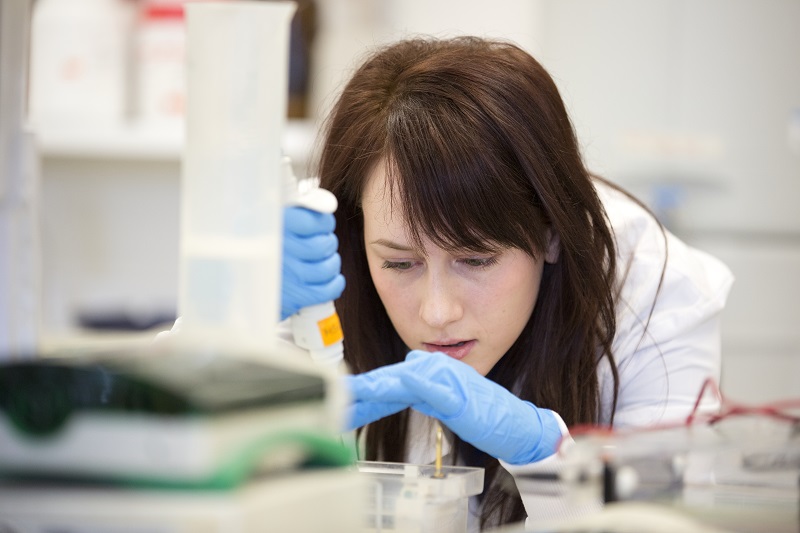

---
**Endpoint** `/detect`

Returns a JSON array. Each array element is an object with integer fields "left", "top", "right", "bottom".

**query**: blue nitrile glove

[
  {"left": 345, "top": 351, "right": 563, "bottom": 465},
  {"left": 282, "top": 206, "right": 346, "bottom": 321}
]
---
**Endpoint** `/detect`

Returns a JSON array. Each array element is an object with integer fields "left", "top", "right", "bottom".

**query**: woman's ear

[{"left": 545, "top": 229, "right": 560, "bottom": 264}]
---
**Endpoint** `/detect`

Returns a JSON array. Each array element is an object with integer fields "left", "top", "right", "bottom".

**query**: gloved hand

[
  {"left": 282, "top": 206, "right": 346, "bottom": 321},
  {"left": 345, "top": 351, "right": 563, "bottom": 465}
]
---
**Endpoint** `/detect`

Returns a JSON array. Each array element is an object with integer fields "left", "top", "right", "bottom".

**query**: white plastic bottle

[
  {"left": 29, "top": 0, "right": 133, "bottom": 128},
  {"left": 135, "top": 1, "right": 186, "bottom": 128}
]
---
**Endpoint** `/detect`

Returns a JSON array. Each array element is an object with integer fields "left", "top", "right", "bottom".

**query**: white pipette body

[{"left": 283, "top": 157, "right": 345, "bottom": 366}]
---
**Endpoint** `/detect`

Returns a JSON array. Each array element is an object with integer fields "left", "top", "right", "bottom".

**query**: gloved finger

[
  {"left": 306, "top": 273, "right": 346, "bottom": 301},
  {"left": 401, "top": 351, "right": 475, "bottom": 418},
  {"left": 345, "top": 367, "right": 404, "bottom": 400},
  {"left": 399, "top": 371, "right": 464, "bottom": 418},
  {"left": 345, "top": 364, "right": 425, "bottom": 405},
  {"left": 347, "top": 352, "right": 470, "bottom": 408},
  {"left": 284, "top": 207, "right": 335, "bottom": 236},
  {"left": 284, "top": 232, "right": 339, "bottom": 261},
  {"left": 284, "top": 253, "right": 342, "bottom": 285},
  {"left": 405, "top": 349, "right": 456, "bottom": 365},
  {"left": 346, "top": 401, "right": 408, "bottom": 431},
  {"left": 281, "top": 274, "right": 346, "bottom": 320}
]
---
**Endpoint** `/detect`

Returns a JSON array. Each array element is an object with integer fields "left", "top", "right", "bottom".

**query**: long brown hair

[{"left": 317, "top": 37, "right": 620, "bottom": 528}]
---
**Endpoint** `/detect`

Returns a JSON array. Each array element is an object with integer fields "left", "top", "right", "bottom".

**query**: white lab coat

[{"left": 401, "top": 181, "right": 734, "bottom": 530}]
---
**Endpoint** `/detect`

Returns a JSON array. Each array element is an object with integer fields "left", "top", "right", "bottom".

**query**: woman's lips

[{"left": 422, "top": 340, "right": 476, "bottom": 360}]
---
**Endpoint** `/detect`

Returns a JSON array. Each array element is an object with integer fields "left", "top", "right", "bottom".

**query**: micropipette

[{"left": 282, "top": 157, "right": 345, "bottom": 366}]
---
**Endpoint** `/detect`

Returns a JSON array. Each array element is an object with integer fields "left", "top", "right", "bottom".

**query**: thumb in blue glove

[
  {"left": 345, "top": 351, "right": 563, "bottom": 465},
  {"left": 282, "top": 206, "right": 346, "bottom": 321}
]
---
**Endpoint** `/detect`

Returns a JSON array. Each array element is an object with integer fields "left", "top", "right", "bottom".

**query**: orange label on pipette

[{"left": 317, "top": 312, "right": 344, "bottom": 347}]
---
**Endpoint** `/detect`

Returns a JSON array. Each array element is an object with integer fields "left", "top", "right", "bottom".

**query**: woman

[{"left": 285, "top": 36, "right": 733, "bottom": 528}]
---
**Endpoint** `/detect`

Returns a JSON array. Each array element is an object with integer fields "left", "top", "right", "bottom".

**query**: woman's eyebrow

[{"left": 370, "top": 239, "right": 415, "bottom": 251}]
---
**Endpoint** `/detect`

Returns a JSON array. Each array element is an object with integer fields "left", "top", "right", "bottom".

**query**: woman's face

[{"left": 361, "top": 160, "right": 555, "bottom": 376}]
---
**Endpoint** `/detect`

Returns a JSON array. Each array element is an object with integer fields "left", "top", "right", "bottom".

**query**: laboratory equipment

[
  {"left": 0, "top": 345, "right": 352, "bottom": 489},
  {"left": 0, "top": 0, "right": 40, "bottom": 359},
  {"left": 178, "top": 0, "right": 296, "bottom": 347},
  {"left": 433, "top": 421, "right": 445, "bottom": 479},
  {"left": 0, "top": 466, "right": 366, "bottom": 533},
  {"left": 357, "top": 460, "right": 484, "bottom": 533},
  {"left": 283, "top": 157, "right": 345, "bottom": 365},
  {"left": 529, "top": 413, "right": 800, "bottom": 533}
]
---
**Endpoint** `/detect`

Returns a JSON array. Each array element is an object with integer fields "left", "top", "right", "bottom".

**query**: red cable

[{"left": 556, "top": 378, "right": 800, "bottom": 454}]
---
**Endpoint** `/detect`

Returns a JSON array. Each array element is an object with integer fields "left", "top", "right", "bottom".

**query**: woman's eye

[
  {"left": 462, "top": 256, "right": 499, "bottom": 268},
  {"left": 382, "top": 260, "right": 415, "bottom": 271}
]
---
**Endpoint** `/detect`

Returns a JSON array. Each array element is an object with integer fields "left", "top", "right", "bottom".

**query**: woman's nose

[{"left": 418, "top": 272, "right": 463, "bottom": 328}]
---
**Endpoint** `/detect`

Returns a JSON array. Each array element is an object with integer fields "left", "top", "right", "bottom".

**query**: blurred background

[{"left": 24, "top": 0, "right": 800, "bottom": 402}]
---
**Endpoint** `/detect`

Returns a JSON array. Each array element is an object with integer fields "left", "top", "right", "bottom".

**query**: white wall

[
  {"left": 693, "top": 237, "right": 800, "bottom": 403},
  {"left": 307, "top": 0, "right": 545, "bottom": 123},
  {"left": 536, "top": 0, "right": 800, "bottom": 234},
  {"left": 40, "top": 157, "right": 180, "bottom": 333}
]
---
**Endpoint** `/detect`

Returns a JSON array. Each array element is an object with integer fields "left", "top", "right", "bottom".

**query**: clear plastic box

[{"left": 357, "top": 461, "right": 485, "bottom": 533}]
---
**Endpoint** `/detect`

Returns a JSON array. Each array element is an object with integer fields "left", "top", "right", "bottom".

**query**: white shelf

[
  {"left": 35, "top": 119, "right": 318, "bottom": 163},
  {"left": 37, "top": 122, "right": 184, "bottom": 160}
]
